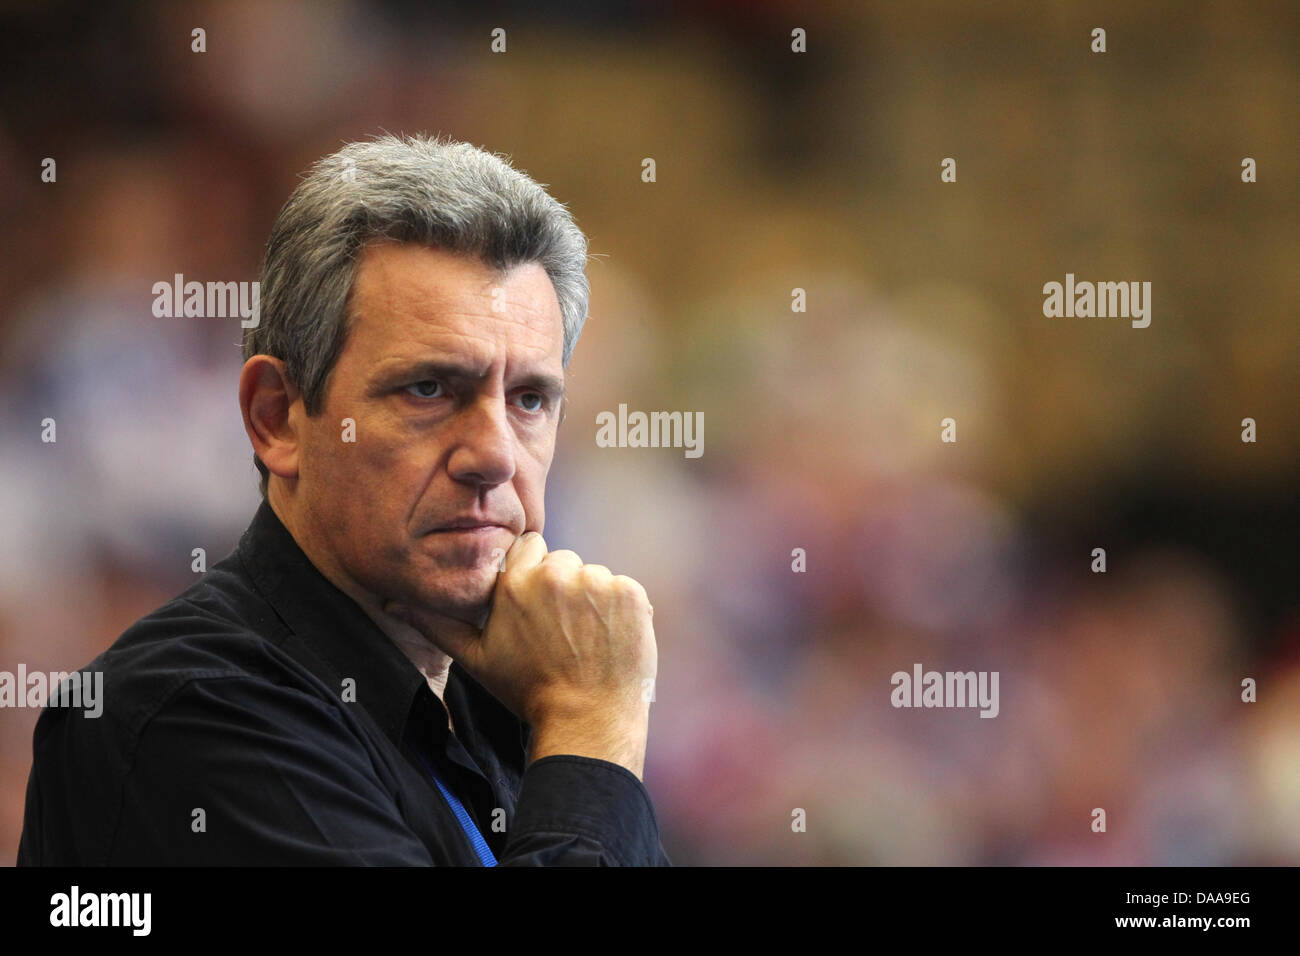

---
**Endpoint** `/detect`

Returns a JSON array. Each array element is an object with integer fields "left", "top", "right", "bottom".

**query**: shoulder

[{"left": 31, "top": 552, "right": 337, "bottom": 778}]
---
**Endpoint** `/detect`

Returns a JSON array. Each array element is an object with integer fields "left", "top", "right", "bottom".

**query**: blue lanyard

[{"left": 416, "top": 750, "right": 498, "bottom": 866}]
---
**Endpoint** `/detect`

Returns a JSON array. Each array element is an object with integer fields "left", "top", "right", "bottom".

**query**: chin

[
  {"left": 418, "top": 529, "right": 511, "bottom": 571},
  {"left": 415, "top": 569, "right": 497, "bottom": 622}
]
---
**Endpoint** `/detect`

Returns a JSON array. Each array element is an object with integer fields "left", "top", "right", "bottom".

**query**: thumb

[{"left": 384, "top": 601, "right": 483, "bottom": 668}]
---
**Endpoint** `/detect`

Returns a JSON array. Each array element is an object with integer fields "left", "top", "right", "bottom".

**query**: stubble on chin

[{"left": 407, "top": 566, "right": 498, "bottom": 630}]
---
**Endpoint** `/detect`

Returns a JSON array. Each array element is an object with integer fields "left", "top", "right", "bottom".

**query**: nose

[{"left": 445, "top": 393, "right": 517, "bottom": 489}]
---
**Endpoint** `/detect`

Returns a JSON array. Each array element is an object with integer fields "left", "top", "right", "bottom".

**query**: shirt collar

[
  {"left": 235, "top": 498, "right": 528, "bottom": 767},
  {"left": 236, "top": 498, "right": 430, "bottom": 749}
]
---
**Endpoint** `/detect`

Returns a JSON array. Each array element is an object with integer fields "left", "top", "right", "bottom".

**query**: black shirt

[{"left": 17, "top": 499, "right": 671, "bottom": 866}]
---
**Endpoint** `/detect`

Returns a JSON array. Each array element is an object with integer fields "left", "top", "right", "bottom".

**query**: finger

[
  {"left": 502, "top": 531, "right": 548, "bottom": 573},
  {"left": 612, "top": 574, "right": 650, "bottom": 603},
  {"left": 541, "top": 549, "right": 584, "bottom": 571}
]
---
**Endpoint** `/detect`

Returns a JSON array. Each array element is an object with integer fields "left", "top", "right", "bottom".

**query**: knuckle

[
  {"left": 536, "top": 561, "right": 568, "bottom": 587},
  {"left": 611, "top": 575, "right": 651, "bottom": 609}
]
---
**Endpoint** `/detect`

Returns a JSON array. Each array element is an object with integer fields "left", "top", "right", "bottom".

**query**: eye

[
  {"left": 403, "top": 380, "right": 444, "bottom": 399},
  {"left": 517, "top": 391, "right": 545, "bottom": 412}
]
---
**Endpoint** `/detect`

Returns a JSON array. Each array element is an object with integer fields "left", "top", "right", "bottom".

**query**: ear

[{"left": 239, "top": 355, "right": 302, "bottom": 483}]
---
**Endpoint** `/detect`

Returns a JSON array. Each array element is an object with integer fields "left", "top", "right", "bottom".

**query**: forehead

[{"left": 345, "top": 241, "right": 564, "bottom": 367}]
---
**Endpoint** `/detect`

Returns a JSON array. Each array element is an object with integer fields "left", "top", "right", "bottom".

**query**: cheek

[
  {"left": 302, "top": 411, "right": 406, "bottom": 516},
  {"left": 524, "top": 499, "right": 545, "bottom": 534},
  {"left": 311, "top": 406, "right": 399, "bottom": 471},
  {"left": 297, "top": 415, "right": 341, "bottom": 480},
  {"left": 518, "top": 455, "right": 551, "bottom": 532},
  {"left": 303, "top": 417, "right": 369, "bottom": 492}
]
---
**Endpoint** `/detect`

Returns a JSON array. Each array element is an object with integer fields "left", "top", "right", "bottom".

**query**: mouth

[{"left": 426, "top": 518, "right": 513, "bottom": 535}]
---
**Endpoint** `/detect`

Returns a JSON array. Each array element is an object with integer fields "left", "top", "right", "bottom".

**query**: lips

[{"left": 429, "top": 517, "right": 511, "bottom": 533}]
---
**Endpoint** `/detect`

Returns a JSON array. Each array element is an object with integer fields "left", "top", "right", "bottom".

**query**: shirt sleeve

[
  {"left": 500, "top": 755, "right": 671, "bottom": 866},
  {"left": 109, "top": 675, "right": 436, "bottom": 865}
]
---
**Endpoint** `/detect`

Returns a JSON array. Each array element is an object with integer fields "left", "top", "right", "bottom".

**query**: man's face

[{"left": 292, "top": 241, "right": 566, "bottom": 624}]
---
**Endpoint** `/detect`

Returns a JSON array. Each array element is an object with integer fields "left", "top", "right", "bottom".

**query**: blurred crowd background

[{"left": 1, "top": 0, "right": 1298, "bottom": 865}]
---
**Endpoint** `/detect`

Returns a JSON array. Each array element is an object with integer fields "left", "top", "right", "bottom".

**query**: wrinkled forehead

[{"left": 345, "top": 242, "right": 565, "bottom": 366}]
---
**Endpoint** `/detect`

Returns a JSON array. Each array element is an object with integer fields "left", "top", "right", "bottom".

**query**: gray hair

[{"left": 243, "top": 133, "right": 590, "bottom": 494}]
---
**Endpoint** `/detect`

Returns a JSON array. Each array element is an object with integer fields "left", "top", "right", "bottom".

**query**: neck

[{"left": 266, "top": 484, "right": 454, "bottom": 706}]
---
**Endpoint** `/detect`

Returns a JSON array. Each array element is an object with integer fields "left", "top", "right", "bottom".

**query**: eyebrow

[{"left": 371, "top": 360, "right": 566, "bottom": 401}]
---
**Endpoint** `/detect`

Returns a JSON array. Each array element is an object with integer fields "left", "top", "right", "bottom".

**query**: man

[{"left": 18, "top": 134, "right": 668, "bottom": 865}]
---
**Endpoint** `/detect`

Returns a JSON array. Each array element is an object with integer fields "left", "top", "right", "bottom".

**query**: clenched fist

[{"left": 385, "top": 532, "right": 657, "bottom": 778}]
